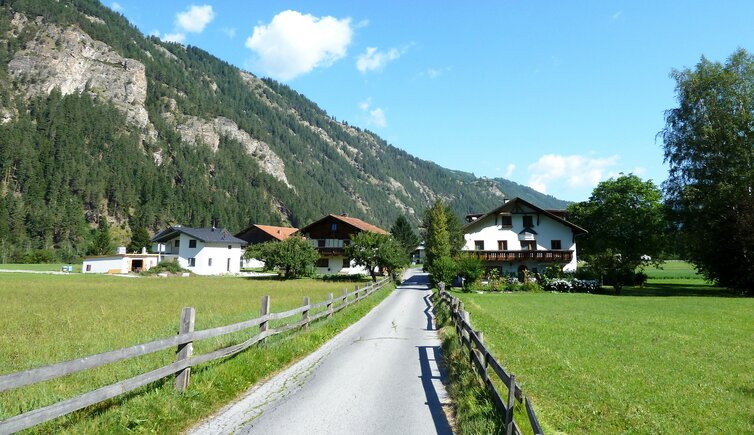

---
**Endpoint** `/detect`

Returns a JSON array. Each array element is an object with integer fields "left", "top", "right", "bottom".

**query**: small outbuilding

[{"left": 83, "top": 247, "right": 160, "bottom": 274}]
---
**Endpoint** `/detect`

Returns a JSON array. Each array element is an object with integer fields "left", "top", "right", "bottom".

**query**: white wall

[
  {"left": 316, "top": 256, "right": 369, "bottom": 276},
  {"left": 463, "top": 209, "right": 578, "bottom": 272},
  {"left": 83, "top": 257, "right": 126, "bottom": 274}
]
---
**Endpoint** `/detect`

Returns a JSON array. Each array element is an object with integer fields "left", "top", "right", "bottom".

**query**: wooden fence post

[
  {"left": 175, "top": 307, "right": 195, "bottom": 392},
  {"left": 327, "top": 293, "right": 334, "bottom": 318},
  {"left": 506, "top": 374, "right": 517, "bottom": 435},
  {"left": 303, "top": 296, "right": 310, "bottom": 330},
  {"left": 260, "top": 295, "right": 271, "bottom": 343},
  {"left": 438, "top": 282, "right": 445, "bottom": 293},
  {"left": 343, "top": 288, "right": 348, "bottom": 306},
  {"left": 354, "top": 285, "right": 360, "bottom": 302},
  {"left": 461, "top": 311, "right": 470, "bottom": 347}
]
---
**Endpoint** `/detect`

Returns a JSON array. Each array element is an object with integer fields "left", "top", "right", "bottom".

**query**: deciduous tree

[
  {"left": 568, "top": 174, "right": 668, "bottom": 294},
  {"left": 245, "top": 236, "right": 318, "bottom": 279},
  {"left": 662, "top": 49, "right": 754, "bottom": 293},
  {"left": 345, "top": 232, "right": 407, "bottom": 281}
]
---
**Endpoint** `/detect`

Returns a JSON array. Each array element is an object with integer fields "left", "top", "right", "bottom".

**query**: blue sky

[{"left": 106, "top": 1, "right": 754, "bottom": 201}]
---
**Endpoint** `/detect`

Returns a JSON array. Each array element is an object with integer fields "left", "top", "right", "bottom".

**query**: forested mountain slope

[{"left": 0, "top": 0, "right": 566, "bottom": 260}]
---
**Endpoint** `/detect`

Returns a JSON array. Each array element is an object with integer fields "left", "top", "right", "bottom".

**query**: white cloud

[
  {"left": 527, "top": 154, "right": 620, "bottom": 194},
  {"left": 110, "top": 2, "right": 123, "bottom": 12},
  {"left": 504, "top": 164, "right": 516, "bottom": 178},
  {"left": 163, "top": 32, "right": 186, "bottom": 43},
  {"left": 245, "top": 10, "right": 353, "bottom": 81},
  {"left": 358, "top": 98, "right": 386, "bottom": 128},
  {"left": 612, "top": 10, "right": 623, "bottom": 20},
  {"left": 221, "top": 27, "right": 237, "bottom": 38},
  {"left": 356, "top": 47, "right": 403, "bottom": 73},
  {"left": 176, "top": 5, "right": 215, "bottom": 33}
]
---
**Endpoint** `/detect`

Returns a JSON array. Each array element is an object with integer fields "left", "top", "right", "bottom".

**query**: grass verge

[{"left": 0, "top": 274, "right": 393, "bottom": 433}]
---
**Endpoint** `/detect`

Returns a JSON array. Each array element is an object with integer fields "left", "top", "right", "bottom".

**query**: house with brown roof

[{"left": 298, "top": 214, "right": 389, "bottom": 275}]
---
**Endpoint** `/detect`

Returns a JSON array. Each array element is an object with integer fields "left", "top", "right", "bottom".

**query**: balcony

[{"left": 469, "top": 250, "right": 573, "bottom": 263}]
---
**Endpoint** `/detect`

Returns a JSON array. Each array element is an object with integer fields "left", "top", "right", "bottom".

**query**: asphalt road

[{"left": 189, "top": 270, "right": 453, "bottom": 435}]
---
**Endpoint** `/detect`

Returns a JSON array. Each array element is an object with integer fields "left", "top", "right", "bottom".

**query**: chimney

[
  {"left": 116, "top": 246, "right": 127, "bottom": 255},
  {"left": 341, "top": 213, "right": 348, "bottom": 217}
]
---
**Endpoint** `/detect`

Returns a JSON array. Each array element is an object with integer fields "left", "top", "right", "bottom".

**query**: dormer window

[{"left": 523, "top": 216, "right": 534, "bottom": 227}]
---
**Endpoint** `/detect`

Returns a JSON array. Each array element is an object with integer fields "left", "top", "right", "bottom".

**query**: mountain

[{"left": 0, "top": 0, "right": 567, "bottom": 261}]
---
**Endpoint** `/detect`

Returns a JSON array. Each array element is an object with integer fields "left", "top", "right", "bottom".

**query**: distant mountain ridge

[{"left": 0, "top": 0, "right": 567, "bottom": 259}]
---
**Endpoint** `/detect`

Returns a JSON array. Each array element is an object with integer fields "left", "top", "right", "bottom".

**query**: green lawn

[
  {"left": 0, "top": 263, "right": 82, "bottom": 273},
  {"left": 0, "top": 273, "right": 392, "bottom": 433},
  {"left": 450, "top": 286, "right": 754, "bottom": 433},
  {"left": 642, "top": 260, "right": 704, "bottom": 280}
]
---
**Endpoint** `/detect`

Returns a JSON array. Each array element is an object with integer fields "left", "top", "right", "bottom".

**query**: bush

[
  {"left": 456, "top": 254, "right": 483, "bottom": 291},
  {"left": 429, "top": 256, "right": 457, "bottom": 287},
  {"left": 18, "top": 249, "right": 57, "bottom": 264},
  {"left": 142, "top": 260, "right": 187, "bottom": 275}
]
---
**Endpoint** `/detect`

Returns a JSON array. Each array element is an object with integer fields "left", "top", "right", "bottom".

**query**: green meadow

[
  {"left": 0, "top": 273, "right": 392, "bottom": 433},
  {"left": 443, "top": 265, "right": 754, "bottom": 433}
]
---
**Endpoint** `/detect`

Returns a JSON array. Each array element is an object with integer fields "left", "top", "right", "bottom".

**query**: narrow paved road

[{"left": 189, "top": 270, "right": 452, "bottom": 435}]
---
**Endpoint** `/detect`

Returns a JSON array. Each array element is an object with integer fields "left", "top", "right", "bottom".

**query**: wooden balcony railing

[{"left": 469, "top": 250, "right": 573, "bottom": 263}]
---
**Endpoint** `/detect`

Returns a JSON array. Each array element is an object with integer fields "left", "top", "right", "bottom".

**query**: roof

[
  {"left": 237, "top": 224, "right": 299, "bottom": 241},
  {"left": 299, "top": 214, "right": 389, "bottom": 235},
  {"left": 150, "top": 226, "right": 247, "bottom": 245},
  {"left": 464, "top": 197, "right": 587, "bottom": 234}
]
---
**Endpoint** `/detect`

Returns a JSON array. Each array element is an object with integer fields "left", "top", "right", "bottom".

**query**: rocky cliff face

[
  {"left": 7, "top": 13, "right": 155, "bottom": 139},
  {"left": 170, "top": 113, "right": 291, "bottom": 187}
]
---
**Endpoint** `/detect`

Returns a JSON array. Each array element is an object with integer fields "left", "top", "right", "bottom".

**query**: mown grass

[
  {"left": 642, "top": 260, "right": 703, "bottom": 280},
  {"left": 0, "top": 263, "right": 81, "bottom": 272},
  {"left": 0, "top": 273, "right": 393, "bottom": 433},
  {"left": 447, "top": 285, "right": 754, "bottom": 433}
]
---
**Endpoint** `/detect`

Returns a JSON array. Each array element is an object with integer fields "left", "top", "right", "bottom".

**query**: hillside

[{"left": 0, "top": 0, "right": 567, "bottom": 261}]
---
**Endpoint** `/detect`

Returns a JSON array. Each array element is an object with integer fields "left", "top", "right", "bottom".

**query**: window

[
  {"left": 343, "top": 258, "right": 351, "bottom": 268},
  {"left": 522, "top": 216, "right": 534, "bottom": 227},
  {"left": 520, "top": 241, "right": 536, "bottom": 251},
  {"left": 331, "top": 223, "right": 337, "bottom": 231},
  {"left": 500, "top": 215, "right": 512, "bottom": 227},
  {"left": 228, "top": 245, "right": 232, "bottom": 250},
  {"left": 474, "top": 240, "right": 485, "bottom": 250},
  {"left": 86, "top": 264, "right": 92, "bottom": 272},
  {"left": 551, "top": 240, "right": 562, "bottom": 250},
  {"left": 189, "top": 239, "right": 197, "bottom": 248},
  {"left": 208, "top": 258, "right": 213, "bottom": 266},
  {"left": 497, "top": 240, "right": 508, "bottom": 250},
  {"left": 188, "top": 258, "right": 196, "bottom": 267},
  {"left": 317, "top": 239, "right": 326, "bottom": 248},
  {"left": 316, "top": 258, "right": 329, "bottom": 267},
  {"left": 175, "top": 240, "right": 180, "bottom": 248}
]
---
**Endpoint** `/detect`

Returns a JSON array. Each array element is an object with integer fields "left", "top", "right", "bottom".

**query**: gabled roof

[
  {"left": 150, "top": 226, "right": 247, "bottom": 245},
  {"left": 236, "top": 224, "right": 299, "bottom": 241},
  {"left": 464, "top": 197, "right": 587, "bottom": 234},
  {"left": 299, "top": 214, "right": 389, "bottom": 235}
]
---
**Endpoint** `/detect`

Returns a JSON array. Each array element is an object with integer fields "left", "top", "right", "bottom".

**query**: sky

[{"left": 105, "top": 1, "right": 754, "bottom": 201}]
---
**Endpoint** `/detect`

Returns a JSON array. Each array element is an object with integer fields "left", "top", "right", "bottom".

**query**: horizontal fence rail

[
  {"left": 437, "top": 283, "right": 544, "bottom": 435},
  {"left": 0, "top": 277, "right": 390, "bottom": 434}
]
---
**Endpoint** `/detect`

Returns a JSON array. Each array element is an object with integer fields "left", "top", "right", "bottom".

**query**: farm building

[
  {"left": 299, "top": 214, "right": 389, "bottom": 275},
  {"left": 82, "top": 247, "right": 160, "bottom": 274},
  {"left": 150, "top": 226, "right": 247, "bottom": 275},
  {"left": 462, "top": 197, "right": 587, "bottom": 277}
]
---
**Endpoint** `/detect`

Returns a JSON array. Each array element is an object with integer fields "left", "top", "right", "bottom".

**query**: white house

[
  {"left": 299, "top": 214, "right": 389, "bottom": 275},
  {"left": 83, "top": 246, "right": 160, "bottom": 274},
  {"left": 462, "top": 198, "right": 587, "bottom": 277},
  {"left": 150, "top": 226, "right": 247, "bottom": 275}
]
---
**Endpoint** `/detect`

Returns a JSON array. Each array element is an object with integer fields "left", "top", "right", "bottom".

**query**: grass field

[
  {"left": 0, "top": 263, "right": 82, "bottom": 273},
  {"left": 447, "top": 279, "right": 754, "bottom": 433},
  {"left": 0, "top": 273, "right": 393, "bottom": 433},
  {"left": 642, "top": 260, "right": 705, "bottom": 280}
]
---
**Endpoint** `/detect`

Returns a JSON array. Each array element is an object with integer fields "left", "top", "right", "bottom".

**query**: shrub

[
  {"left": 456, "top": 254, "right": 483, "bottom": 291},
  {"left": 142, "top": 260, "right": 187, "bottom": 275},
  {"left": 429, "top": 256, "right": 457, "bottom": 287}
]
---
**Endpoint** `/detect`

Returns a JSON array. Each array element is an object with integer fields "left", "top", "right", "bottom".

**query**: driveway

[{"left": 189, "top": 269, "right": 453, "bottom": 435}]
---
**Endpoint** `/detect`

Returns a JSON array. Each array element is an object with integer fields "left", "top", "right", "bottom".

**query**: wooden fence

[
  {"left": 0, "top": 277, "right": 390, "bottom": 434},
  {"left": 437, "top": 283, "right": 544, "bottom": 435}
]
